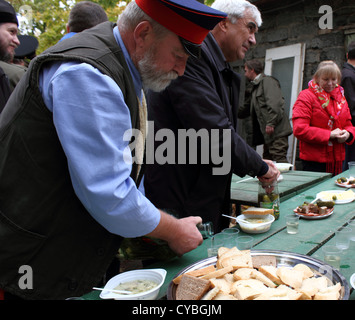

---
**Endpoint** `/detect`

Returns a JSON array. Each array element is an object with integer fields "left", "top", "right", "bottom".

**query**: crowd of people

[{"left": 0, "top": 0, "right": 354, "bottom": 300}]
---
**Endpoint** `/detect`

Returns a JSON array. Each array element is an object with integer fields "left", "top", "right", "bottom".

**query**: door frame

[{"left": 264, "top": 43, "right": 306, "bottom": 166}]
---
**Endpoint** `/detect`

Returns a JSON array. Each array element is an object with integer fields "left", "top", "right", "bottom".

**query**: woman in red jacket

[{"left": 292, "top": 60, "right": 355, "bottom": 175}]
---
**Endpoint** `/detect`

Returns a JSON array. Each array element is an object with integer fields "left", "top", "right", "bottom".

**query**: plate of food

[
  {"left": 167, "top": 248, "right": 349, "bottom": 300},
  {"left": 294, "top": 201, "right": 334, "bottom": 220},
  {"left": 335, "top": 177, "right": 355, "bottom": 188},
  {"left": 316, "top": 190, "right": 355, "bottom": 204}
]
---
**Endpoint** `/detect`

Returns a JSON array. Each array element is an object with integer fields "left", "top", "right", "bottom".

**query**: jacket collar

[
  {"left": 251, "top": 73, "right": 264, "bottom": 85},
  {"left": 343, "top": 62, "right": 355, "bottom": 73},
  {"left": 203, "top": 32, "right": 230, "bottom": 73}
]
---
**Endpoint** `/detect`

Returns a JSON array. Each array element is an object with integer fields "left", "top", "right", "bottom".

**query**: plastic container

[
  {"left": 236, "top": 214, "right": 275, "bottom": 234},
  {"left": 99, "top": 268, "right": 167, "bottom": 300}
]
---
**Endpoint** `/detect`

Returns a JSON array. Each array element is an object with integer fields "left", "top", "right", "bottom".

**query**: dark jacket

[
  {"left": 249, "top": 74, "right": 292, "bottom": 145},
  {"left": 0, "top": 66, "right": 11, "bottom": 112},
  {"left": 341, "top": 62, "right": 355, "bottom": 126},
  {"left": 0, "top": 22, "right": 139, "bottom": 299},
  {"left": 144, "top": 33, "right": 267, "bottom": 232}
]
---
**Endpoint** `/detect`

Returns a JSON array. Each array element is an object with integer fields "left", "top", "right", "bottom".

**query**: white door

[{"left": 264, "top": 43, "right": 306, "bottom": 166}]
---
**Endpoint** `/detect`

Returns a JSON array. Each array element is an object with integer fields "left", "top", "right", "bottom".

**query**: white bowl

[
  {"left": 350, "top": 273, "right": 355, "bottom": 290},
  {"left": 236, "top": 214, "right": 275, "bottom": 234},
  {"left": 99, "top": 268, "right": 167, "bottom": 300}
]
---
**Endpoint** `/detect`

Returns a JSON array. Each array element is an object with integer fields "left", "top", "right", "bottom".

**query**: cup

[
  {"left": 286, "top": 214, "right": 300, "bottom": 234},
  {"left": 236, "top": 236, "right": 254, "bottom": 250},
  {"left": 335, "top": 227, "right": 352, "bottom": 250},
  {"left": 348, "top": 161, "right": 355, "bottom": 179},
  {"left": 322, "top": 245, "right": 342, "bottom": 269},
  {"left": 197, "top": 221, "right": 214, "bottom": 239},
  {"left": 207, "top": 233, "right": 224, "bottom": 257},
  {"left": 221, "top": 227, "right": 240, "bottom": 248},
  {"left": 348, "top": 220, "right": 355, "bottom": 241},
  {"left": 221, "top": 227, "right": 240, "bottom": 236}
]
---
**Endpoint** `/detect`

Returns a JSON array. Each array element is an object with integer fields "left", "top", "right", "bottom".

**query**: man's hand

[
  {"left": 265, "top": 125, "right": 274, "bottom": 135},
  {"left": 147, "top": 211, "right": 203, "bottom": 256},
  {"left": 258, "top": 159, "right": 280, "bottom": 183}
]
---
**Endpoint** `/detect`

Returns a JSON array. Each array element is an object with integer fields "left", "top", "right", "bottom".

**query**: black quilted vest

[{"left": 0, "top": 22, "right": 140, "bottom": 299}]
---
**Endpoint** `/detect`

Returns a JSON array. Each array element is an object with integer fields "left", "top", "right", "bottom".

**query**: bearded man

[
  {"left": 0, "top": 0, "right": 26, "bottom": 92},
  {"left": 0, "top": 0, "right": 226, "bottom": 299}
]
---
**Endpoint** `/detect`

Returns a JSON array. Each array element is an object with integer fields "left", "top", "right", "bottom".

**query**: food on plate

[
  {"left": 318, "top": 189, "right": 355, "bottom": 201},
  {"left": 295, "top": 200, "right": 334, "bottom": 216},
  {"left": 242, "top": 207, "right": 274, "bottom": 216},
  {"left": 175, "top": 274, "right": 211, "bottom": 300},
  {"left": 336, "top": 177, "right": 355, "bottom": 185},
  {"left": 173, "top": 247, "right": 342, "bottom": 300}
]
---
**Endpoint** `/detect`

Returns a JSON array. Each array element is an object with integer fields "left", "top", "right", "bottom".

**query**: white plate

[
  {"left": 316, "top": 190, "right": 355, "bottom": 204},
  {"left": 335, "top": 178, "right": 355, "bottom": 188},
  {"left": 294, "top": 207, "right": 334, "bottom": 220},
  {"left": 350, "top": 273, "right": 355, "bottom": 290},
  {"left": 275, "top": 163, "right": 293, "bottom": 172}
]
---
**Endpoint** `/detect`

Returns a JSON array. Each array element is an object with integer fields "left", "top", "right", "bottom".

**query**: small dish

[
  {"left": 236, "top": 214, "right": 275, "bottom": 234},
  {"left": 99, "top": 268, "right": 167, "bottom": 300}
]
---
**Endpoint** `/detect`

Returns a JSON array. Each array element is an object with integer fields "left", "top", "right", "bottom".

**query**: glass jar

[{"left": 258, "top": 180, "right": 280, "bottom": 220}]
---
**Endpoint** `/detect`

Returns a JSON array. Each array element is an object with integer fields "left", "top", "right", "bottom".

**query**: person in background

[
  {"left": 241, "top": 59, "right": 292, "bottom": 163},
  {"left": 0, "top": 0, "right": 26, "bottom": 91},
  {"left": 0, "top": 64, "right": 10, "bottom": 111},
  {"left": 292, "top": 60, "right": 355, "bottom": 175},
  {"left": 144, "top": 0, "right": 279, "bottom": 233},
  {"left": 341, "top": 41, "right": 355, "bottom": 170},
  {"left": 13, "top": 35, "right": 38, "bottom": 66},
  {"left": 0, "top": 0, "right": 226, "bottom": 300},
  {"left": 59, "top": 1, "right": 108, "bottom": 42}
]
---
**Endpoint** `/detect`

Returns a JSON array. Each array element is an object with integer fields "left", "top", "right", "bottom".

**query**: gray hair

[
  {"left": 211, "top": 0, "right": 262, "bottom": 26},
  {"left": 118, "top": 0, "right": 171, "bottom": 40}
]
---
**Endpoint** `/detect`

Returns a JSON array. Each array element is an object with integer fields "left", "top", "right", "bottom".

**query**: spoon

[
  {"left": 222, "top": 213, "right": 254, "bottom": 224},
  {"left": 222, "top": 214, "right": 237, "bottom": 221},
  {"left": 93, "top": 287, "right": 132, "bottom": 295}
]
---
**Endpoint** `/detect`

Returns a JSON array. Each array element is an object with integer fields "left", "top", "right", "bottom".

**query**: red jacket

[{"left": 292, "top": 87, "right": 355, "bottom": 166}]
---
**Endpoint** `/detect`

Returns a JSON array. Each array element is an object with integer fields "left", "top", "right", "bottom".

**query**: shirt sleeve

[{"left": 39, "top": 61, "right": 160, "bottom": 237}]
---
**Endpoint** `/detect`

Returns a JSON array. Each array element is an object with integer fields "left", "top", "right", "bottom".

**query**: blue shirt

[{"left": 38, "top": 27, "right": 160, "bottom": 237}]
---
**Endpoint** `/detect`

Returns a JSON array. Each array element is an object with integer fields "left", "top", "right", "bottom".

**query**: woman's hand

[
  {"left": 336, "top": 130, "right": 350, "bottom": 143},
  {"left": 330, "top": 128, "right": 350, "bottom": 143}
]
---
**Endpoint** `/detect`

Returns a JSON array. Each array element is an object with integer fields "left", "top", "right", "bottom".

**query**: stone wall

[
  {"left": 239, "top": 0, "right": 355, "bottom": 87},
  {"left": 233, "top": 0, "right": 355, "bottom": 168}
]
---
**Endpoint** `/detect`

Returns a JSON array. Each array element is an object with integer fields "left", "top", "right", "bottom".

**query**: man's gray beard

[
  {"left": 138, "top": 46, "right": 178, "bottom": 92},
  {"left": 0, "top": 39, "right": 13, "bottom": 62}
]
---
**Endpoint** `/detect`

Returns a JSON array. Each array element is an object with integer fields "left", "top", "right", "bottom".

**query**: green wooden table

[
  {"left": 83, "top": 170, "right": 355, "bottom": 300},
  {"left": 231, "top": 170, "right": 332, "bottom": 206}
]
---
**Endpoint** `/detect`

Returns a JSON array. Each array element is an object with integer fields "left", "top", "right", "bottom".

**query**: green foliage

[{"left": 10, "top": 0, "right": 129, "bottom": 54}]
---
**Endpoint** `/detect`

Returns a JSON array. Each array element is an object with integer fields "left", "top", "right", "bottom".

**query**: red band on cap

[{"left": 136, "top": 0, "right": 209, "bottom": 44}]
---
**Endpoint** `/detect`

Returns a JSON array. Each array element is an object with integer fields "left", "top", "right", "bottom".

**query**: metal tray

[{"left": 167, "top": 249, "right": 350, "bottom": 300}]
